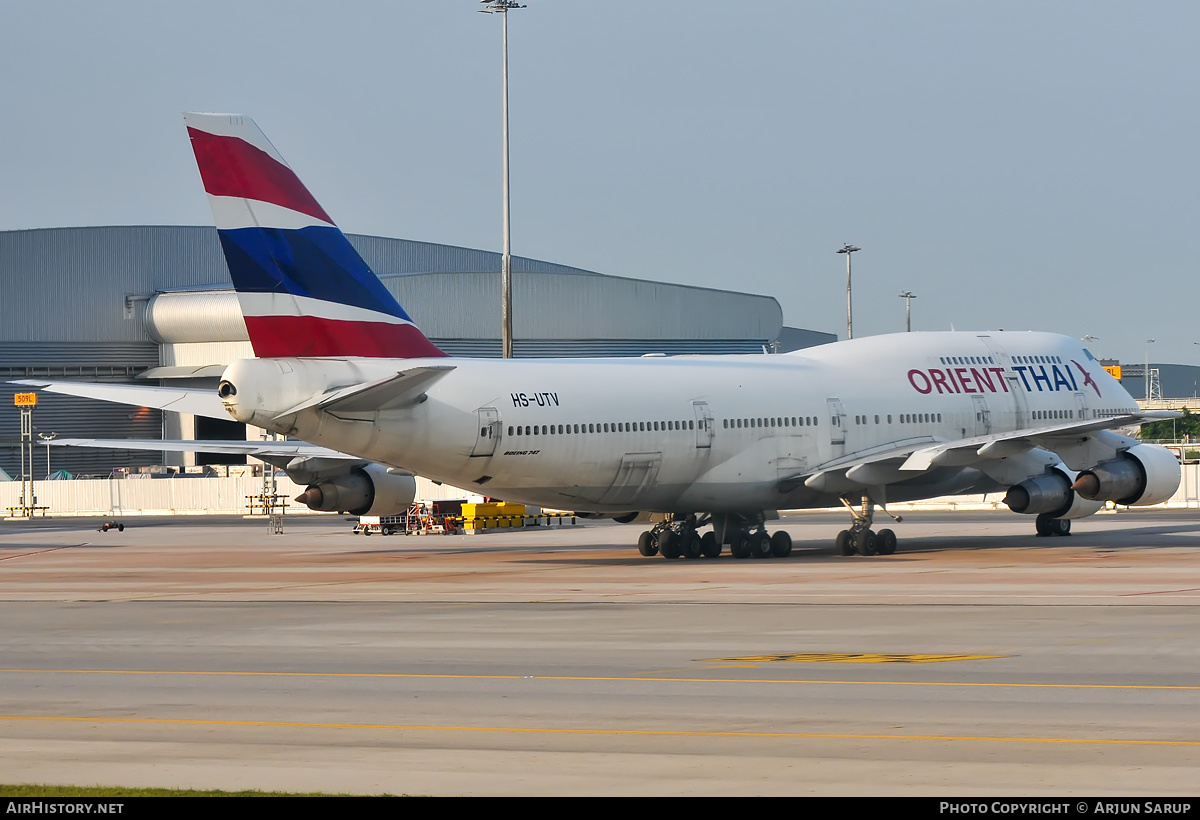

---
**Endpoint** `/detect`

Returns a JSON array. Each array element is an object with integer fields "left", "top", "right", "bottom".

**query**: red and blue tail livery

[{"left": 183, "top": 113, "right": 446, "bottom": 360}]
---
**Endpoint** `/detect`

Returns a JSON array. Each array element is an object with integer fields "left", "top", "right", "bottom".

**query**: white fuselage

[{"left": 220, "top": 331, "right": 1139, "bottom": 513}]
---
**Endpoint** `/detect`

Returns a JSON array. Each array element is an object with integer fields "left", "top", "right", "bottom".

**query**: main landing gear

[
  {"left": 835, "top": 493, "right": 899, "bottom": 557},
  {"left": 636, "top": 513, "right": 792, "bottom": 560},
  {"left": 637, "top": 515, "right": 721, "bottom": 560},
  {"left": 1034, "top": 514, "right": 1071, "bottom": 537}
]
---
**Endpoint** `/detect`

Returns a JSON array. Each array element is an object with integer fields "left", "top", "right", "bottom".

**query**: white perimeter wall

[{"left": 0, "top": 476, "right": 483, "bottom": 517}]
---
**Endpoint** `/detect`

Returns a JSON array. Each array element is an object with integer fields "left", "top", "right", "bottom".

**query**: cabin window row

[
  {"left": 1032, "top": 409, "right": 1075, "bottom": 421},
  {"left": 851, "top": 413, "right": 943, "bottom": 424},
  {"left": 507, "top": 420, "right": 696, "bottom": 437},
  {"left": 940, "top": 356, "right": 995, "bottom": 366},
  {"left": 722, "top": 416, "right": 818, "bottom": 429}
]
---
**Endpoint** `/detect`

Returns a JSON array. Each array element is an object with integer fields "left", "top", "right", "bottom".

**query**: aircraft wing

[
  {"left": 899, "top": 411, "right": 1180, "bottom": 471},
  {"left": 10, "top": 379, "right": 229, "bottom": 420},
  {"left": 787, "top": 410, "right": 1181, "bottom": 493}
]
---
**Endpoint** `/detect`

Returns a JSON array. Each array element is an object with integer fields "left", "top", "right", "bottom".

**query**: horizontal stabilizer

[
  {"left": 51, "top": 438, "right": 352, "bottom": 459},
  {"left": 11, "top": 379, "right": 229, "bottom": 420},
  {"left": 273, "top": 365, "right": 456, "bottom": 419}
]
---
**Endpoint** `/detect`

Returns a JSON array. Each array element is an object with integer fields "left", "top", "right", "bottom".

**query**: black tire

[
  {"left": 637, "top": 530, "right": 658, "bottom": 557},
  {"left": 731, "top": 535, "right": 752, "bottom": 559},
  {"left": 751, "top": 532, "right": 773, "bottom": 559},
  {"left": 1053, "top": 518, "right": 1071, "bottom": 536},
  {"left": 855, "top": 529, "right": 877, "bottom": 556},
  {"left": 875, "top": 528, "right": 897, "bottom": 555},
  {"left": 683, "top": 532, "right": 703, "bottom": 559},
  {"left": 836, "top": 529, "right": 855, "bottom": 556},
  {"left": 700, "top": 531, "right": 721, "bottom": 558},
  {"left": 382, "top": 526, "right": 393, "bottom": 536},
  {"left": 1035, "top": 514, "right": 1053, "bottom": 537},
  {"left": 770, "top": 531, "right": 792, "bottom": 558},
  {"left": 657, "top": 529, "right": 681, "bottom": 559},
  {"left": 117, "top": 524, "right": 124, "bottom": 532}
]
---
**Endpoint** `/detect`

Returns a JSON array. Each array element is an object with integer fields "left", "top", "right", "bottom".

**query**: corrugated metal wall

[
  {"left": 2, "top": 226, "right": 784, "bottom": 345},
  {"left": 0, "top": 341, "right": 162, "bottom": 477},
  {"left": 145, "top": 272, "right": 782, "bottom": 346},
  {"left": 0, "top": 226, "right": 618, "bottom": 344},
  {"left": 0, "top": 388, "right": 163, "bottom": 479}
]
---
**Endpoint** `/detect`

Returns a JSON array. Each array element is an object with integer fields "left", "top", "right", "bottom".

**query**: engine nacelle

[
  {"left": 1003, "top": 467, "right": 1104, "bottom": 520},
  {"left": 295, "top": 464, "right": 416, "bottom": 516},
  {"left": 1072, "top": 443, "right": 1181, "bottom": 506}
]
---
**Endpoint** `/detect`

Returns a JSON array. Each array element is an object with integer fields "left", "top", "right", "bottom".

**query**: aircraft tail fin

[{"left": 182, "top": 113, "right": 446, "bottom": 359}]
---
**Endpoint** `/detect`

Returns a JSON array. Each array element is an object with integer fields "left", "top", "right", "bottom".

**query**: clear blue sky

[{"left": 2, "top": 1, "right": 1197, "bottom": 365}]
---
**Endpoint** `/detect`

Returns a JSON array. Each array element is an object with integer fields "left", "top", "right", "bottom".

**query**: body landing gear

[
  {"left": 1035, "top": 514, "right": 1071, "bottom": 537},
  {"left": 634, "top": 513, "right": 793, "bottom": 560},
  {"left": 837, "top": 494, "right": 900, "bottom": 557},
  {"left": 637, "top": 515, "right": 720, "bottom": 560}
]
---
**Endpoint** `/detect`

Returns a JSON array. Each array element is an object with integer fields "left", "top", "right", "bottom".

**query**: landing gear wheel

[
  {"left": 700, "top": 531, "right": 721, "bottom": 558},
  {"left": 1035, "top": 515, "right": 1070, "bottom": 537},
  {"left": 638, "top": 530, "right": 658, "bottom": 557},
  {"left": 836, "top": 529, "right": 855, "bottom": 556},
  {"left": 731, "top": 536, "right": 752, "bottom": 559},
  {"left": 683, "top": 532, "right": 703, "bottom": 560},
  {"left": 770, "top": 531, "right": 792, "bottom": 558},
  {"left": 657, "top": 529, "right": 681, "bottom": 559},
  {"left": 750, "top": 531, "right": 773, "bottom": 559},
  {"left": 855, "top": 529, "right": 877, "bottom": 556},
  {"left": 875, "top": 528, "right": 897, "bottom": 555}
]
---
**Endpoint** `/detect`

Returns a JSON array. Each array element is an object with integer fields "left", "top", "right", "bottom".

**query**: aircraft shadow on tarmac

[{"left": 505, "top": 524, "right": 1200, "bottom": 566}]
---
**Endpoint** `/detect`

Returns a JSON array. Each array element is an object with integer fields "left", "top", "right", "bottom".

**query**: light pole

[
  {"left": 837, "top": 244, "right": 860, "bottom": 339},
  {"left": 1145, "top": 339, "right": 1155, "bottom": 401},
  {"left": 898, "top": 290, "right": 915, "bottom": 332},
  {"left": 479, "top": 0, "right": 526, "bottom": 359},
  {"left": 38, "top": 432, "right": 56, "bottom": 479}
]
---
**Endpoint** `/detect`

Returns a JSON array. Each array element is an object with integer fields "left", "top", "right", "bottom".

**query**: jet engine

[
  {"left": 1071, "top": 443, "right": 1181, "bottom": 507},
  {"left": 1003, "top": 467, "right": 1104, "bottom": 520},
  {"left": 294, "top": 464, "right": 416, "bottom": 516}
]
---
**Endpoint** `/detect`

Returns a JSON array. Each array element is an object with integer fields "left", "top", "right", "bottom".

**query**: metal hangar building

[{"left": 1, "top": 226, "right": 832, "bottom": 476}]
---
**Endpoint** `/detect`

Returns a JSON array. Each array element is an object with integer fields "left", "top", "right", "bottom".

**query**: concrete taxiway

[{"left": 0, "top": 510, "right": 1198, "bottom": 795}]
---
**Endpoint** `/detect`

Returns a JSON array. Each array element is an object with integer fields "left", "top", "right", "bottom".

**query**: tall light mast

[
  {"left": 837, "top": 244, "right": 860, "bottom": 339},
  {"left": 898, "top": 290, "right": 916, "bottom": 332},
  {"left": 479, "top": 0, "right": 526, "bottom": 358}
]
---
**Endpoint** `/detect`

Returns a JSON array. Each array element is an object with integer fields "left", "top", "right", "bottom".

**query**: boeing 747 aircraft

[{"left": 21, "top": 113, "right": 1182, "bottom": 559}]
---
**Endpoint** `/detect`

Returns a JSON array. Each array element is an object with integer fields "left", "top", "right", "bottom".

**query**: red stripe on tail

[
  {"left": 188, "top": 127, "right": 334, "bottom": 224},
  {"left": 242, "top": 315, "right": 448, "bottom": 359}
]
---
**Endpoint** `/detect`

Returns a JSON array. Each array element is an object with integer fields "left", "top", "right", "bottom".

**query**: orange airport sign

[
  {"left": 1103, "top": 365, "right": 1123, "bottom": 380},
  {"left": 13, "top": 393, "right": 38, "bottom": 407}
]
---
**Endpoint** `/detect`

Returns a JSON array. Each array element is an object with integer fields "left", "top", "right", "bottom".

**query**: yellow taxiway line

[{"left": 3, "top": 667, "right": 1200, "bottom": 692}]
